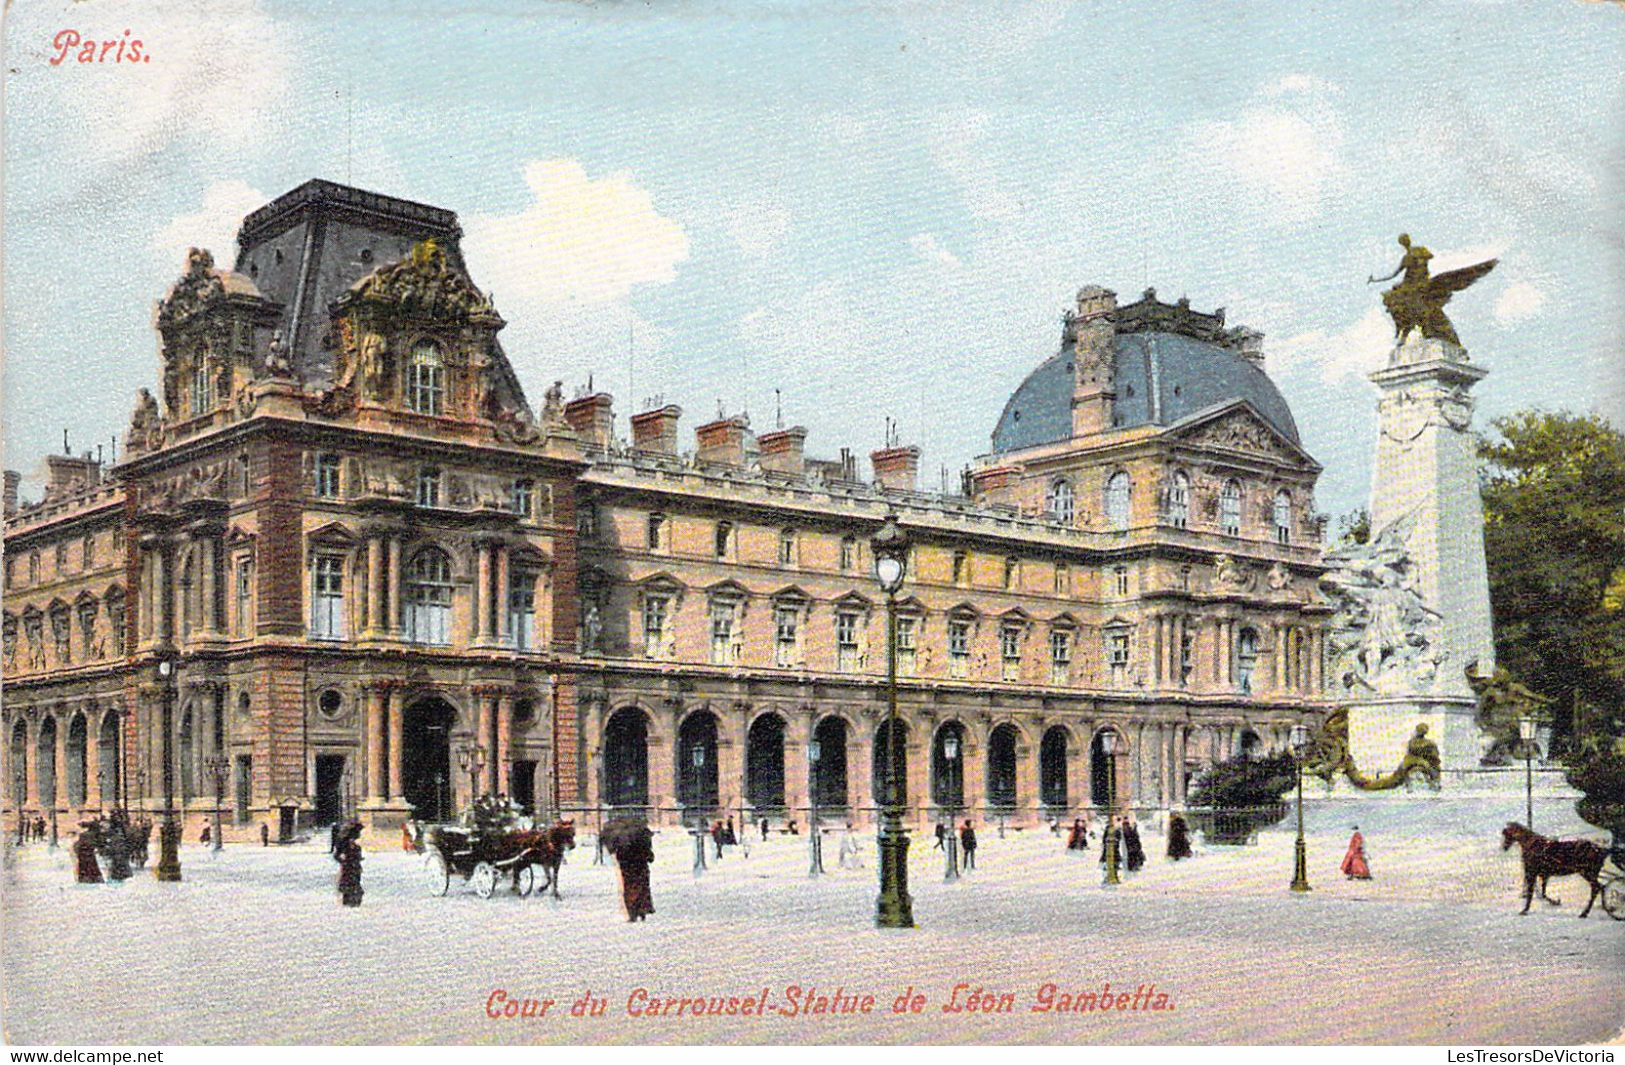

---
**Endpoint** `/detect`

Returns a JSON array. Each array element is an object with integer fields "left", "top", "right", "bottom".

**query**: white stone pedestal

[{"left": 1347, "top": 696, "right": 1482, "bottom": 777}]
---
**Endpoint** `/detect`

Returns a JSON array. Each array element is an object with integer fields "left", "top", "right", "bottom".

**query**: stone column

[
  {"left": 366, "top": 537, "right": 384, "bottom": 636},
  {"left": 1157, "top": 722, "right": 1170, "bottom": 809},
  {"left": 84, "top": 706, "right": 101, "bottom": 812},
  {"left": 851, "top": 717, "right": 874, "bottom": 826},
  {"left": 1151, "top": 613, "right": 1163, "bottom": 686},
  {"left": 474, "top": 543, "right": 491, "bottom": 642},
  {"left": 496, "top": 691, "right": 513, "bottom": 798},
  {"left": 905, "top": 720, "right": 929, "bottom": 826},
  {"left": 387, "top": 535, "right": 403, "bottom": 635},
  {"left": 52, "top": 713, "right": 68, "bottom": 811},
  {"left": 386, "top": 687, "right": 402, "bottom": 800},
  {"left": 783, "top": 707, "right": 810, "bottom": 827},
  {"left": 1212, "top": 620, "right": 1223, "bottom": 684},
  {"left": 365, "top": 685, "right": 384, "bottom": 801},
  {"left": 647, "top": 704, "right": 679, "bottom": 824},
  {"left": 962, "top": 721, "right": 987, "bottom": 822},
  {"left": 1016, "top": 722, "right": 1040, "bottom": 825},
  {"left": 23, "top": 717, "right": 39, "bottom": 809},
  {"left": 1174, "top": 725, "right": 1188, "bottom": 804},
  {"left": 476, "top": 692, "right": 494, "bottom": 796},
  {"left": 494, "top": 543, "right": 511, "bottom": 646}
]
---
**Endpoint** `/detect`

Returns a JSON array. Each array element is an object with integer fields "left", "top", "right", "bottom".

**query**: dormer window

[
  {"left": 1169, "top": 471, "right": 1190, "bottom": 529},
  {"left": 191, "top": 361, "right": 214, "bottom": 416},
  {"left": 408, "top": 341, "right": 445, "bottom": 416},
  {"left": 1221, "top": 480, "right": 1242, "bottom": 536},
  {"left": 1273, "top": 490, "right": 1293, "bottom": 544},
  {"left": 1105, "top": 471, "right": 1131, "bottom": 531},
  {"left": 1048, "top": 478, "right": 1075, "bottom": 524}
]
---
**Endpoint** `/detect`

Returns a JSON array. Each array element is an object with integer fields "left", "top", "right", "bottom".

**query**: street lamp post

[
  {"left": 205, "top": 754, "right": 228, "bottom": 854},
  {"left": 1102, "top": 730, "right": 1121, "bottom": 887},
  {"left": 691, "top": 745, "right": 708, "bottom": 873},
  {"left": 154, "top": 654, "right": 182, "bottom": 882},
  {"left": 457, "top": 743, "right": 486, "bottom": 814},
  {"left": 872, "top": 514, "right": 915, "bottom": 928},
  {"left": 1289, "top": 722, "right": 1311, "bottom": 893},
  {"left": 809, "top": 738, "right": 824, "bottom": 876},
  {"left": 943, "top": 734, "right": 960, "bottom": 883},
  {"left": 1519, "top": 715, "right": 1538, "bottom": 830}
]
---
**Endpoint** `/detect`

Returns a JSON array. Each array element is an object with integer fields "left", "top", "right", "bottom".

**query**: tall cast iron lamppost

[
  {"left": 1289, "top": 722, "right": 1311, "bottom": 893},
  {"left": 871, "top": 515, "right": 914, "bottom": 928},
  {"left": 943, "top": 733, "right": 960, "bottom": 883},
  {"left": 457, "top": 743, "right": 486, "bottom": 812},
  {"left": 154, "top": 653, "right": 182, "bottom": 881},
  {"left": 205, "top": 754, "right": 229, "bottom": 854},
  {"left": 1519, "top": 714, "right": 1538, "bottom": 830},
  {"left": 809, "top": 737, "right": 824, "bottom": 876},
  {"left": 1101, "top": 730, "right": 1120, "bottom": 887}
]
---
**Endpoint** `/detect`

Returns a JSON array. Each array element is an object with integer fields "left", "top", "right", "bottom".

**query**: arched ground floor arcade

[{"left": 572, "top": 672, "right": 1324, "bottom": 828}]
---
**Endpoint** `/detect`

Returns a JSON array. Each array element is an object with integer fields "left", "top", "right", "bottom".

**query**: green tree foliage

[
  {"left": 1479, "top": 410, "right": 1625, "bottom": 836},
  {"left": 1480, "top": 411, "right": 1625, "bottom": 748},
  {"left": 1336, "top": 507, "right": 1371, "bottom": 546},
  {"left": 1188, "top": 751, "right": 1296, "bottom": 841}
]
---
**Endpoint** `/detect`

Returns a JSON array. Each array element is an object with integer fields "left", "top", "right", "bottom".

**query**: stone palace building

[{"left": 2, "top": 180, "right": 1332, "bottom": 840}]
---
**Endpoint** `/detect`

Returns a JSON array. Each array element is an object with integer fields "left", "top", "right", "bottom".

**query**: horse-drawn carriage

[
  {"left": 419, "top": 799, "right": 575, "bottom": 899},
  {"left": 1501, "top": 822, "right": 1625, "bottom": 920}
]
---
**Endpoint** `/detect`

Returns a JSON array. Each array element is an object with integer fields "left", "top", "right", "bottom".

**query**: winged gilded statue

[{"left": 1367, "top": 234, "right": 1497, "bottom": 347}]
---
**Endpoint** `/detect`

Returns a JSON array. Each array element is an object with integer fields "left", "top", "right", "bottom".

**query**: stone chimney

[
  {"left": 3, "top": 470, "right": 20, "bottom": 516},
  {"left": 563, "top": 393, "right": 615, "bottom": 449},
  {"left": 1071, "top": 284, "right": 1119, "bottom": 438},
  {"left": 870, "top": 445, "right": 921, "bottom": 492},
  {"left": 45, "top": 453, "right": 100, "bottom": 497},
  {"left": 757, "top": 426, "right": 808, "bottom": 476},
  {"left": 630, "top": 404, "right": 682, "bottom": 455},
  {"left": 695, "top": 416, "right": 750, "bottom": 466},
  {"left": 1235, "top": 327, "right": 1266, "bottom": 369}
]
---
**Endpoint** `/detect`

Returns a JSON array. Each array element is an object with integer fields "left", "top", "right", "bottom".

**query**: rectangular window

[
  {"left": 835, "top": 611, "right": 860, "bottom": 672},
  {"left": 1179, "top": 631, "right": 1194, "bottom": 687},
  {"left": 1049, "top": 630, "right": 1072, "bottom": 686},
  {"left": 511, "top": 479, "right": 534, "bottom": 519},
  {"left": 29, "top": 552, "right": 39, "bottom": 584},
  {"left": 896, "top": 616, "right": 917, "bottom": 676},
  {"left": 778, "top": 530, "right": 797, "bottom": 567},
  {"left": 234, "top": 559, "right": 253, "bottom": 637},
  {"left": 1000, "top": 625, "right": 1022, "bottom": 681},
  {"left": 642, "top": 595, "right": 669, "bottom": 658},
  {"left": 108, "top": 597, "right": 126, "bottom": 655},
  {"left": 1114, "top": 567, "right": 1129, "bottom": 597},
  {"left": 647, "top": 513, "right": 666, "bottom": 551},
  {"left": 578, "top": 504, "right": 598, "bottom": 540},
  {"left": 951, "top": 551, "right": 968, "bottom": 586},
  {"left": 82, "top": 534, "right": 94, "bottom": 569},
  {"left": 1108, "top": 630, "right": 1130, "bottom": 668},
  {"left": 1053, "top": 562, "right": 1069, "bottom": 595},
  {"left": 710, "top": 601, "right": 737, "bottom": 665},
  {"left": 508, "top": 572, "right": 536, "bottom": 651},
  {"left": 774, "top": 605, "right": 800, "bottom": 668},
  {"left": 314, "top": 453, "right": 341, "bottom": 499},
  {"left": 51, "top": 608, "right": 72, "bottom": 664},
  {"left": 948, "top": 619, "right": 970, "bottom": 678},
  {"left": 839, "top": 537, "right": 856, "bottom": 572},
  {"left": 1003, "top": 557, "right": 1019, "bottom": 592},
  {"left": 191, "top": 362, "right": 214, "bottom": 415},
  {"left": 56, "top": 542, "right": 68, "bottom": 571},
  {"left": 416, "top": 468, "right": 440, "bottom": 508},
  {"left": 78, "top": 603, "right": 99, "bottom": 659},
  {"left": 310, "top": 555, "right": 345, "bottom": 640},
  {"left": 715, "top": 521, "right": 733, "bottom": 559}
]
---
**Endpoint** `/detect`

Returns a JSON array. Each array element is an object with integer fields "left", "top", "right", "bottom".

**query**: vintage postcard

[{"left": 2, "top": 0, "right": 1622, "bottom": 1050}]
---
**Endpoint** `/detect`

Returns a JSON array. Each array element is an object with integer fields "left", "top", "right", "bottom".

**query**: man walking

[{"left": 960, "top": 820, "right": 978, "bottom": 870}]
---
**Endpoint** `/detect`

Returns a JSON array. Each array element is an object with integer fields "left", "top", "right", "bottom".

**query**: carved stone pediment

[
  {"left": 157, "top": 249, "right": 227, "bottom": 334},
  {"left": 349, "top": 240, "right": 500, "bottom": 325},
  {"left": 1179, "top": 408, "right": 1300, "bottom": 462}
]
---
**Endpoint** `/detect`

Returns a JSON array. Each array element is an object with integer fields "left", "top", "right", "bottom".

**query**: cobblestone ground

[{"left": 2, "top": 796, "right": 1620, "bottom": 1045}]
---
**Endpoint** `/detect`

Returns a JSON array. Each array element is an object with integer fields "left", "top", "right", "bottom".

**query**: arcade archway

[
  {"left": 677, "top": 710, "right": 719, "bottom": 814},
  {"left": 746, "top": 712, "right": 785, "bottom": 812},
  {"left": 1040, "top": 726, "right": 1069, "bottom": 810},
  {"left": 401, "top": 697, "right": 455, "bottom": 822},
  {"left": 986, "top": 723, "right": 1019, "bottom": 811},
  {"left": 603, "top": 707, "right": 649, "bottom": 809},
  {"left": 812, "top": 716, "right": 849, "bottom": 810}
]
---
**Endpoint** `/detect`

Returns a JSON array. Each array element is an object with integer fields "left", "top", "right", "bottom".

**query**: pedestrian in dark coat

[
  {"left": 934, "top": 823, "right": 946, "bottom": 850},
  {"left": 336, "top": 822, "right": 364, "bottom": 907},
  {"left": 259, "top": 822, "right": 269, "bottom": 847},
  {"left": 1166, "top": 812, "right": 1193, "bottom": 860},
  {"left": 1099, "top": 818, "right": 1119, "bottom": 864},
  {"left": 616, "top": 827, "right": 656, "bottom": 921},
  {"left": 73, "top": 823, "right": 104, "bottom": 883},
  {"left": 200, "top": 824, "right": 211, "bottom": 846},
  {"left": 1123, "top": 817, "right": 1146, "bottom": 872},
  {"left": 710, "top": 820, "right": 724, "bottom": 859},
  {"left": 723, "top": 817, "right": 738, "bottom": 846},
  {"left": 330, "top": 820, "right": 343, "bottom": 856},
  {"left": 960, "top": 820, "right": 978, "bottom": 870},
  {"left": 1066, "top": 818, "right": 1086, "bottom": 851},
  {"left": 103, "top": 815, "right": 133, "bottom": 882},
  {"left": 760, "top": 817, "right": 769, "bottom": 841}
]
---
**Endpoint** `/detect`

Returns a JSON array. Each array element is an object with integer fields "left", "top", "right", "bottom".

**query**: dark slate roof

[
  {"left": 990, "top": 331, "right": 1300, "bottom": 453},
  {"left": 226, "top": 179, "right": 530, "bottom": 416}
]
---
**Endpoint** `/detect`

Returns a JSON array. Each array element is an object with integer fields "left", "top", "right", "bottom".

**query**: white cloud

[
  {"left": 908, "top": 233, "right": 962, "bottom": 269},
  {"left": 724, "top": 201, "right": 793, "bottom": 259},
  {"left": 1189, "top": 107, "right": 1344, "bottom": 221},
  {"left": 1265, "top": 73, "right": 1339, "bottom": 97},
  {"left": 151, "top": 180, "right": 268, "bottom": 278},
  {"left": 1274, "top": 307, "right": 1394, "bottom": 384},
  {"left": 464, "top": 159, "right": 690, "bottom": 307},
  {"left": 1493, "top": 279, "right": 1547, "bottom": 325},
  {"left": 15, "top": 0, "right": 289, "bottom": 167}
]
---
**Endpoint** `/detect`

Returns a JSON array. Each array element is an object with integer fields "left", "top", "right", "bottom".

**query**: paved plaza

[{"left": 2, "top": 796, "right": 1620, "bottom": 1045}]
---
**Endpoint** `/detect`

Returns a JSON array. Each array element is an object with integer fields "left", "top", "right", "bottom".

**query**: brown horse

[
  {"left": 1500, "top": 822, "right": 1608, "bottom": 917},
  {"left": 514, "top": 820, "right": 576, "bottom": 899}
]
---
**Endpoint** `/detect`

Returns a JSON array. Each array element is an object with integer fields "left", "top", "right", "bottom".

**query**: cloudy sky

[{"left": 5, "top": 0, "right": 1623, "bottom": 522}]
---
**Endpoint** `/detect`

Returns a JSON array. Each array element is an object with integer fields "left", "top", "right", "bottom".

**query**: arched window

[
  {"left": 1221, "top": 480, "right": 1242, "bottom": 536},
  {"left": 405, "top": 548, "right": 453, "bottom": 645},
  {"left": 1168, "top": 471, "right": 1190, "bottom": 529},
  {"left": 1048, "top": 478, "right": 1075, "bottom": 524},
  {"left": 1273, "top": 490, "right": 1293, "bottom": 544},
  {"left": 778, "top": 528, "right": 797, "bottom": 567},
  {"left": 407, "top": 341, "right": 445, "bottom": 416},
  {"left": 191, "top": 361, "right": 214, "bottom": 416},
  {"left": 1104, "top": 471, "right": 1131, "bottom": 531},
  {"left": 1237, "top": 627, "right": 1260, "bottom": 693}
]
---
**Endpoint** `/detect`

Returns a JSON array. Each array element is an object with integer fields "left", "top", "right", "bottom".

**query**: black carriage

[{"left": 420, "top": 821, "right": 542, "bottom": 899}]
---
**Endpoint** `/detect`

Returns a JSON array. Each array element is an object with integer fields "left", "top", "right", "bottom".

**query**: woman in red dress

[{"left": 1341, "top": 825, "right": 1371, "bottom": 880}]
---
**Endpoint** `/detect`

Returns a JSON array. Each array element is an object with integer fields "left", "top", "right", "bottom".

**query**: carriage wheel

[
  {"left": 471, "top": 861, "right": 498, "bottom": 899},
  {"left": 514, "top": 864, "right": 536, "bottom": 898},
  {"left": 1603, "top": 878, "right": 1625, "bottom": 922},
  {"left": 423, "top": 848, "right": 450, "bottom": 897}
]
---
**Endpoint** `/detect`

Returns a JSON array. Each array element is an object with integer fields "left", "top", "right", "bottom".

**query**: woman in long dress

[
  {"left": 1166, "top": 812, "right": 1193, "bottom": 860},
  {"left": 617, "top": 827, "right": 656, "bottom": 921},
  {"left": 1340, "top": 825, "right": 1371, "bottom": 880},
  {"left": 336, "top": 822, "right": 365, "bottom": 906}
]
